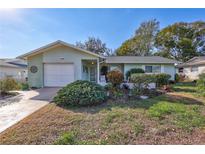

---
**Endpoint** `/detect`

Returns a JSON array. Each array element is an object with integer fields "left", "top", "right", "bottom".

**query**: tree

[
  {"left": 116, "top": 19, "right": 160, "bottom": 56},
  {"left": 76, "top": 37, "right": 112, "bottom": 56},
  {"left": 155, "top": 21, "right": 205, "bottom": 62}
]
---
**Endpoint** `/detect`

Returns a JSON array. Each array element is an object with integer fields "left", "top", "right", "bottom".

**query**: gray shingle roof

[
  {"left": 0, "top": 59, "right": 27, "bottom": 68},
  {"left": 105, "top": 56, "right": 179, "bottom": 64}
]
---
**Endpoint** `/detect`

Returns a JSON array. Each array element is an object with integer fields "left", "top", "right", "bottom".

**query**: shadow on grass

[
  {"left": 171, "top": 87, "right": 197, "bottom": 93},
  {"left": 58, "top": 93, "right": 204, "bottom": 114}
]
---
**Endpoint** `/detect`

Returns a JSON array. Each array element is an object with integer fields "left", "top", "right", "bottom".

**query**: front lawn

[{"left": 0, "top": 83, "right": 205, "bottom": 144}]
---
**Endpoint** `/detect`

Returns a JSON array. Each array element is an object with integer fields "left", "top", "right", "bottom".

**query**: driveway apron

[{"left": 0, "top": 88, "right": 59, "bottom": 133}]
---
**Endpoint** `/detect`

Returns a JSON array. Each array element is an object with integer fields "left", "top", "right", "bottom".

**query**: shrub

[
  {"left": 155, "top": 73, "right": 171, "bottom": 87},
  {"left": 107, "top": 70, "right": 124, "bottom": 87},
  {"left": 197, "top": 73, "right": 205, "bottom": 96},
  {"left": 104, "top": 83, "right": 113, "bottom": 91},
  {"left": 0, "top": 77, "right": 20, "bottom": 94},
  {"left": 112, "top": 89, "right": 124, "bottom": 99},
  {"left": 130, "top": 73, "right": 156, "bottom": 89},
  {"left": 130, "top": 73, "right": 156, "bottom": 95},
  {"left": 53, "top": 80, "right": 107, "bottom": 106},
  {"left": 126, "top": 68, "right": 145, "bottom": 80},
  {"left": 175, "top": 73, "right": 180, "bottom": 82},
  {"left": 20, "top": 83, "right": 29, "bottom": 91}
]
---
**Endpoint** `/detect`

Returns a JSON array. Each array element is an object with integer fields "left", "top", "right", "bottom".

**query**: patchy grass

[
  {"left": 0, "top": 83, "right": 205, "bottom": 144},
  {"left": 148, "top": 102, "right": 205, "bottom": 131},
  {"left": 171, "top": 82, "right": 197, "bottom": 94},
  {"left": 148, "top": 102, "right": 187, "bottom": 118},
  {"left": 54, "top": 131, "right": 77, "bottom": 145}
]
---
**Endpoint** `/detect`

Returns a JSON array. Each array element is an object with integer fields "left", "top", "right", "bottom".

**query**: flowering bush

[{"left": 107, "top": 70, "right": 124, "bottom": 87}]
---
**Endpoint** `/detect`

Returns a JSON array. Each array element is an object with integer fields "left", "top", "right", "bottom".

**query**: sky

[{"left": 1, "top": 8, "right": 205, "bottom": 58}]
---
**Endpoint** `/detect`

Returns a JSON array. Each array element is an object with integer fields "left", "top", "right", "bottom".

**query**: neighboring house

[
  {"left": 177, "top": 56, "right": 205, "bottom": 80},
  {"left": 17, "top": 40, "right": 178, "bottom": 88},
  {"left": 0, "top": 59, "right": 27, "bottom": 81}
]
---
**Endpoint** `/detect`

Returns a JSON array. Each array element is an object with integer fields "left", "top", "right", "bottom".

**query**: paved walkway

[{"left": 0, "top": 88, "right": 59, "bottom": 133}]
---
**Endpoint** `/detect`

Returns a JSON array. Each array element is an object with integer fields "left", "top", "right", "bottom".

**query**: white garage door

[{"left": 44, "top": 63, "right": 74, "bottom": 87}]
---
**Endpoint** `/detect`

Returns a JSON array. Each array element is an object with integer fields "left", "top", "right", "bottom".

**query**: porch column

[{"left": 97, "top": 58, "right": 100, "bottom": 83}]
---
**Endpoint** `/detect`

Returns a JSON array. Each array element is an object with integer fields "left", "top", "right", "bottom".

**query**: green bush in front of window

[
  {"left": 155, "top": 73, "right": 171, "bottom": 87},
  {"left": 130, "top": 73, "right": 156, "bottom": 95},
  {"left": 125, "top": 68, "right": 145, "bottom": 80}
]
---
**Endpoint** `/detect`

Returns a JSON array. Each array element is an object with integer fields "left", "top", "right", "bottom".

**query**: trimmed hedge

[
  {"left": 130, "top": 73, "right": 156, "bottom": 89},
  {"left": 130, "top": 73, "right": 171, "bottom": 89},
  {"left": 53, "top": 80, "right": 107, "bottom": 106},
  {"left": 126, "top": 68, "right": 145, "bottom": 80},
  {"left": 155, "top": 73, "right": 171, "bottom": 87}
]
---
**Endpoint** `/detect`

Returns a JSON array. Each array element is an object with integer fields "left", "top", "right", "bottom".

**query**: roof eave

[
  {"left": 106, "top": 61, "right": 177, "bottom": 64},
  {"left": 17, "top": 40, "right": 104, "bottom": 59}
]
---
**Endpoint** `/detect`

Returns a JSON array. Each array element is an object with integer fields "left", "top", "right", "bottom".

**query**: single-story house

[
  {"left": 103, "top": 56, "right": 178, "bottom": 81},
  {"left": 177, "top": 56, "right": 205, "bottom": 80},
  {"left": 0, "top": 59, "right": 27, "bottom": 81},
  {"left": 17, "top": 40, "right": 179, "bottom": 88}
]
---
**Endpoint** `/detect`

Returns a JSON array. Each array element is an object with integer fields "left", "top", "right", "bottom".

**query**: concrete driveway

[{"left": 0, "top": 88, "right": 59, "bottom": 133}]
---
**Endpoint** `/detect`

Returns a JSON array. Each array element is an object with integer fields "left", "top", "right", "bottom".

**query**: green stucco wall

[
  {"left": 28, "top": 54, "right": 43, "bottom": 88},
  {"left": 27, "top": 46, "right": 98, "bottom": 87},
  {"left": 124, "top": 64, "right": 143, "bottom": 77},
  {"left": 163, "top": 64, "right": 176, "bottom": 80}
]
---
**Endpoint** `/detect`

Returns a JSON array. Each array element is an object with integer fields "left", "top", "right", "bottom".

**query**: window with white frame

[
  {"left": 191, "top": 66, "right": 198, "bottom": 72},
  {"left": 145, "top": 66, "right": 152, "bottom": 73},
  {"left": 145, "top": 65, "right": 161, "bottom": 73}
]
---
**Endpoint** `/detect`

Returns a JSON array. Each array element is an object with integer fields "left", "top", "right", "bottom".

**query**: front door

[{"left": 90, "top": 66, "right": 96, "bottom": 82}]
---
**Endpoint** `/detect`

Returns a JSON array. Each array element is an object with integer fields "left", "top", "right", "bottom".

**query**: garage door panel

[{"left": 44, "top": 63, "right": 74, "bottom": 87}]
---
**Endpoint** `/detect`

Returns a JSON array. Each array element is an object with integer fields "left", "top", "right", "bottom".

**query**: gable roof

[
  {"left": 105, "top": 56, "right": 179, "bottom": 64},
  {"left": 17, "top": 40, "right": 104, "bottom": 59},
  {"left": 0, "top": 59, "right": 27, "bottom": 68},
  {"left": 178, "top": 56, "right": 205, "bottom": 67}
]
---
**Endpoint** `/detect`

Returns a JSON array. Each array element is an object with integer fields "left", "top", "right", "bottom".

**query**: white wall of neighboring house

[
  {"left": 0, "top": 66, "right": 27, "bottom": 82},
  {"left": 182, "top": 65, "right": 205, "bottom": 80}
]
